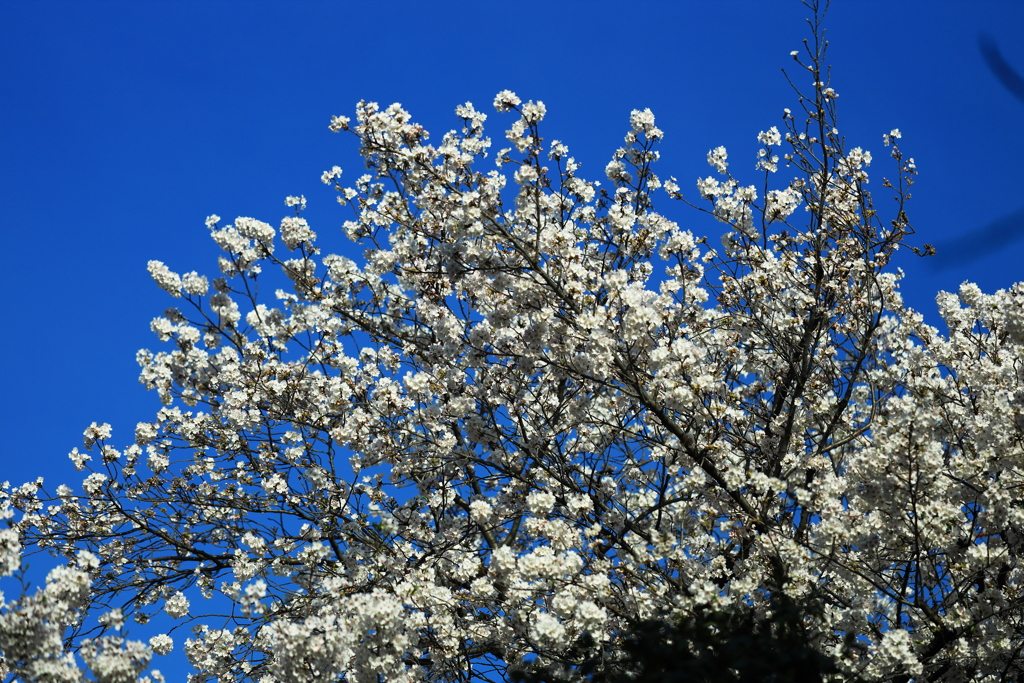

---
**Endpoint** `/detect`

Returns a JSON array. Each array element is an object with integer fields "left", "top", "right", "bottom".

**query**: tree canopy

[{"left": 4, "top": 3, "right": 1024, "bottom": 682}]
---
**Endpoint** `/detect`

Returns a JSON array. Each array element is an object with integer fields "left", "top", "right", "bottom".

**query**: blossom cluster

[
  {"left": 0, "top": 537, "right": 169, "bottom": 683},
  {"left": 4, "top": 18, "right": 1023, "bottom": 683}
]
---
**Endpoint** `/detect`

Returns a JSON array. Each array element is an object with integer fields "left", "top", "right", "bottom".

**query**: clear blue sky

[{"left": 2, "top": 0, "right": 1023, "bottom": 675}]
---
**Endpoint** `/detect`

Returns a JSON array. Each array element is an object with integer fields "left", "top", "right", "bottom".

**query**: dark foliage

[{"left": 512, "top": 597, "right": 850, "bottom": 683}]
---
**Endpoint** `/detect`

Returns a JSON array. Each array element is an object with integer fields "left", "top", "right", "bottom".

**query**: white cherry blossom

[{"left": 3, "top": 7, "right": 1021, "bottom": 682}]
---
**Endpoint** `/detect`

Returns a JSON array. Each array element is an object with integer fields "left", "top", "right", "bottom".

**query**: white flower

[
  {"left": 548, "top": 140, "right": 568, "bottom": 159},
  {"left": 83, "top": 422, "right": 112, "bottom": 448},
  {"left": 521, "top": 100, "right": 546, "bottom": 123},
  {"left": 321, "top": 165, "right": 343, "bottom": 184},
  {"left": 98, "top": 608, "right": 124, "bottom": 631},
  {"left": 530, "top": 611, "right": 566, "bottom": 647},
  {"left": 756, "top": 151, "right": 780, "bottom": 173},
  {"left": 765, "top": 187, "right": 802, "bottom": 220},
  {"left": 493, "top": 89, "right": 521, "bottom": 111},
  {"left": 515, "top": 164, "right": 540, "bottom": 184},
  {"left": 147, "top": 261, "right": 182, "bottom": 297},
  {"left": 77, "top": 550, "right": 101, "bottom": 571},
  {"left": 697, "top": 176, "right": 733, "bottom": 199},
  {"left": 707, "top": 146, "right": 728, "bottom": 174},
  {"left": 566, "top": 494, "right": 592, "bottom": 514},
  {"left": 757, "top": 126, "right": 781, "bottom": 146},
  {"left": 263, "top": 473, "right": 289, "bottom": 496},
  {"left": 469, "top": 500, "right": 493, "bottom": 522},
  {"left": 606, "top": 159, "right": 631, "bottom": 183},
  {"left": 181, "top": 271, "right": 209, "bottom": 296},
  {"left": 82, "top": 472, "right": 108, "bottom": 497},
  {"left": 574, "top": 600, "right": 608, "bottom": 631},
  {"left": 240, "top": 579, "right": 268, "bottom": 616},
  {"left": 328, "top": 115, "right": 350, "bottom": 132},
  {"left": 134, "top": 422, "right": 158, "bottom": 445},
  {"left": 210, "top": 292, "right": 241, "bottom": 325},
  {"left": 149, "top": 634, "right": 173, "bottom": 656},
  {"left": 246, "top": 304, "right": 285, "bottom": 338},
  {"left": 164, "top": 591, "right": 189, "bottom": 619},
  {"left": 455, "top": 101, "right": 487, "bottom": 125},
  {"left": 69, "top": 447, "right": 91, "bottom": 471},
  {"left": 526, "top": 490, "right": 556, "bottom": 515},
  {"left": 146, "top": 447, "right": 169, "bottom": 474},
  {"left": 80, "top": 636, "right": 151, "bottom": 683},
  {"left": 233, "top": 217, "right": 275, "bottom": 244},
  {"left": 0, "top": 526, "right": 21, "bottom": 577},
  {"left": 629, "top": 108, "right": 656, "bottom": 134}
]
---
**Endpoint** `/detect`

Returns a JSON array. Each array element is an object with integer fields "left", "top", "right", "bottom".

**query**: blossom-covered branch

[{"left": 4, "top": 2, "right": 1023, "bottom": 681}]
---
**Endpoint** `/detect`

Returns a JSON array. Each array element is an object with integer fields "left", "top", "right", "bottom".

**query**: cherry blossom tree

[{"left": 4, "top": 3, "right": 1024, "bottom": 681}]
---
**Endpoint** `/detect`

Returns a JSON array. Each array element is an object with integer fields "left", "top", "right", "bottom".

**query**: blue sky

[{"left": 2, "top": 0, "right": 1024, "bottom": 675}]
